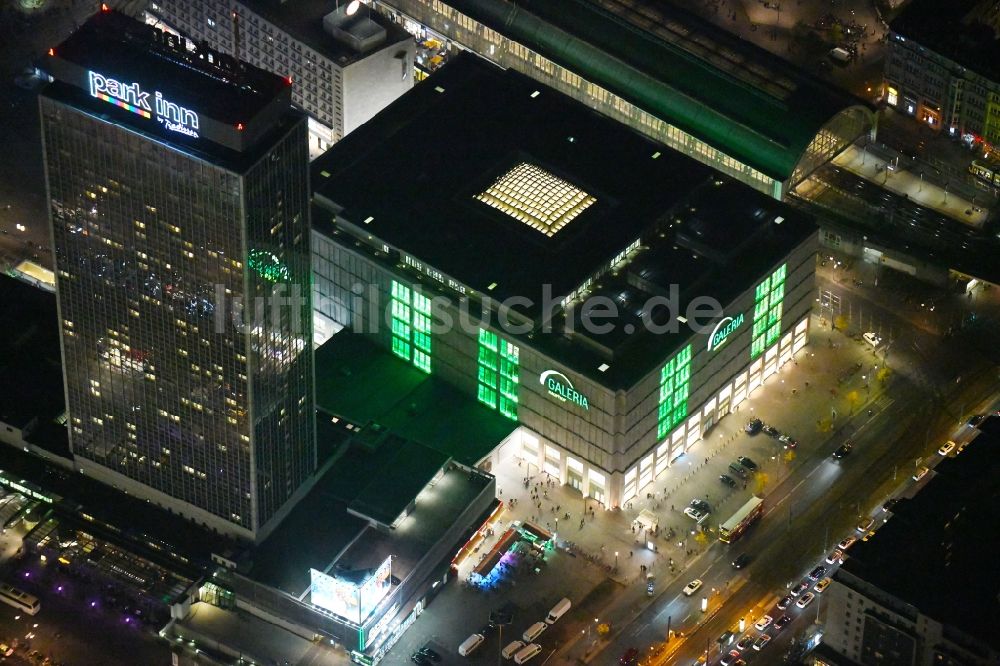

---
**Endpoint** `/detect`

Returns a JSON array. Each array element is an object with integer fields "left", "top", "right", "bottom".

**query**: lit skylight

[{"left": 474, "top": 163, "right": 596, "bottom": 237}]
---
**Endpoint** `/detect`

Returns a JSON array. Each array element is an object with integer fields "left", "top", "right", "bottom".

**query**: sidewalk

[
  {"left": 491, "top": 317, "right": 886, "bottom": 664},
  {"left": 832, "top": 145, "right": 988, "bottom": 227}
]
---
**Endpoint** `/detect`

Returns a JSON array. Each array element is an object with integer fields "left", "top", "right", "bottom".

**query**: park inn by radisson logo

[
  {"left": 540, "top": 370, "right": 589, "bottom": 410},
  {"left": 88, "top": 70, "right": 200, "bottom": 139}
]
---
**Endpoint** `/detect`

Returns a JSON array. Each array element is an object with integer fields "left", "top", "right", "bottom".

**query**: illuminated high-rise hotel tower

[{"left": 41, "top": 8, "right": 314, "bottom": 541}]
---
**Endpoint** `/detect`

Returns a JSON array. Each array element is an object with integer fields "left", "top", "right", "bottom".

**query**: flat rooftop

[
  {"left": 890, "top": 0, "right": 1000, "bottom": 82},
  {"left": 241, "top": 0, "right": 413, "bottom": 66},
  {"left": 312, "top": 52, "right": 716, "bottom": 313},
  {"left": 427, "top": 0, "right": 870, "bottom": 181},
  {"left": 313, "top": 331, "right": 518, "bottom": 465},
  {"left": 837, "top": 416, "right": 1000, "bottom": 649},
  {"left": 312, "top": 54, "right": 816, "bottom": 388},
  {"left": 250, "top": 432, "right": 492, "bottom": 595}
]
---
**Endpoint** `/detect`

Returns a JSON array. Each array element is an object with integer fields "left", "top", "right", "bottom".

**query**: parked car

[
  {"left": 857, "top": 517, "right": 875, "bottom": 532},
  {"left": 737, "top": 456, "right": 758, "bottom": 471},
  {"left": 417, "top": 647, "right": 441, "bottom": 662},
  {"left": 912, "top": 466, "right": 929, "bottom": 481},
  {"left": 719, "top": 474, "right": 737, "bottom": 488},
  {"left": 762, "top": 424, "right": 779, "bottom": 438},
  {"left": 690, "top": 498, "right": 711, "bottom": 512},
  {"left": 776, "top": 595, "right": 792, "bottom": 611},
  {"left": 752, "top": 633, "right": 771, "bottom": 651},
  {"left": 862, "top": 331, "right": 882, "bottom": 347},
  {"left": 796, "top": 592, "right": 816, "bottom": 608},
  {"left": 745, "top": 418, "right": 763, "bottom": 435}
]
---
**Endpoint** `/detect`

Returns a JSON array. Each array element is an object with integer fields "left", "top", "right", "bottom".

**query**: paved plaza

[{"left": 388, "top": 305, "right": 897, "bottom": 665}]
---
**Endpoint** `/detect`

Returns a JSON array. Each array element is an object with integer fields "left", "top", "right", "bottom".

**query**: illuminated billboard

[
  {"left": 88, "top": 70, "right": 200, "bottom": 138},
  {"left": 310, "top": 556, "right": 392, "bottom": 623}
]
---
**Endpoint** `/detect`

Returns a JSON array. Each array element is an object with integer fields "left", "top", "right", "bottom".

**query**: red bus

[{"left": 719, "top": 497, "right": 764, "bottom": 544}]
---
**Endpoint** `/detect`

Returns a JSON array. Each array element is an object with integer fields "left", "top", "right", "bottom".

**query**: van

[
  {"left": 514, "top": 643, "right": 542, "bottom": 664},
  {"left": 829, "top": 47, "right": 851, "bottom": 65},
  {"left": 458, "top": 633, "right": 485, "bottom": 656},
  {"left": 502, "top": 640, "right": 525, "bottom": 659},
  {"left": 523, "top": 621, "right": 547, "bottom": 643},
  {"left": 545, "top": 597, "right": 571, "bottom": 624},
  {"left": 728, "top": 462, "right": 747, "bottom": 479}
]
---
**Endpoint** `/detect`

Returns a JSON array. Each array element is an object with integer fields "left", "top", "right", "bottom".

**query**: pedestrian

[{"left": 630, "top": 550, "right": 633, "bottom": 557}]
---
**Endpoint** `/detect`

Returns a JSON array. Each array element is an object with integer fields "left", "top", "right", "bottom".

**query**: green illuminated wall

[
  {"left": 477, "top": 328, "right": 519, "bottom": 420},
  {"left": 657, "top": 344, "right": 691, "bottom": 439},
  {"left": 751, "top": 263, "right": 786, "bottom": 359},
  {"left": 390, "top": 280, "right": 431, "bottom": 373}
]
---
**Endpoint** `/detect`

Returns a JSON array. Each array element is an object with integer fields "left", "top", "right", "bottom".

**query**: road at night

[{"left": 594, "top": 265, "right": 1000, "bottom": 665}]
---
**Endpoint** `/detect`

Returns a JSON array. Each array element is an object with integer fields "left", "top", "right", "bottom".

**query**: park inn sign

[{"left": 539, "top": 370, "right": 589, "bottom": 410}]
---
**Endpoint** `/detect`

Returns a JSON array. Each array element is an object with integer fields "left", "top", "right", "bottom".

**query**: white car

[
  {"left": 863, "top": 332, "right": 882, "bottom": 348},
  {"left": 683, "top": 506, "right": 708, "bottom": 522},
  {"left": 857, "top": 517, "right": 875, "bottom": 532},
  {"left": 796, "top": 592, "right": 816, "bottom": 609},
  {"left": 913, "top": 466, "right": 929, "bottom": 481},
  {"left": 682, "top": 579, "right": 703, "bottom": 597},
  {"left": 752, "top": 633, "right": 771, "bottom": 651},
  {"left": 937, "top": 440, "right": 956, "bottom": 456},
  {"left": 838, "top": 536, "right": 857, "bottom": 550},
  {"left": 754, "top": 615, "right": 773, "bottom": 631},
  {"left": 825, "top": 549, "right": 844, "bottom": 565}
]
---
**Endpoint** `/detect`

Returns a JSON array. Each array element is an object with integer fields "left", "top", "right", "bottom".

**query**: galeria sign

[
  {"left": 540, "top": 370, "right": 589, "bottom": 410},
  {"left": 88, "top": 70, "right": 200, "bottom": 138},
  {"left": 707, "top": 313, "right": 745, "bottom": 352}
]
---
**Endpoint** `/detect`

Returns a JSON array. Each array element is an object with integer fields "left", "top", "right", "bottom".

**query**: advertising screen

[{"left": 310, "top": 556, "right": 392, "bottom": 624}]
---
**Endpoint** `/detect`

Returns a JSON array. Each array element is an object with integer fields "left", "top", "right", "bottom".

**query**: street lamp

[{"left": 614, "top": 551, "right": 619, "bottom": 570}]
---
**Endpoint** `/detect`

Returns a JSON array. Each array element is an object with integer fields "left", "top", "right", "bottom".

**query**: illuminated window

[
  {"left": 474, "top": 163, "right": 596, "bottom": 236},
  {"left": 390, "top": 280, "right": 431, "bottom": 373},
  {"left": 751, "top": 264, "right": 786, "bottom": 359},
  {"left": 886, "top": 86, "right": 898, "bottom": 107},
  {"left": 477, "top": 328, "right": 519, "bottom": 420},
  {"left": 657, "top": 345, "right": 691, "bottom": 439}
]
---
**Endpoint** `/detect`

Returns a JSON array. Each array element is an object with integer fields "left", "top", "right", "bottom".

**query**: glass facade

[
  {"left": 476, "top": 328, "right": 519, "bottom": 420},
  {"left": 657, "top": 344, "right": 691, "bottom": 440},
  {"left": 751, "top": 263, "right": 787, "bottom": 359},
  {"left": 42, "top": 95, "right": 314, "bottom": 538},
  {"left": 390, "top": 280, "right": 431, "bottom": 373}
]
